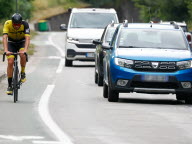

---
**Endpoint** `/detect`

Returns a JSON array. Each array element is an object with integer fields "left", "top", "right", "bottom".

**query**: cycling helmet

[{"left": 12, "top": 13, "right": 22, "bottom": 24}]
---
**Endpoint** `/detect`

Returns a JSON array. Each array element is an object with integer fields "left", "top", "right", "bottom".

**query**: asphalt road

[{"left": 0, "top": 32, "right": 192, "bottom": 144}]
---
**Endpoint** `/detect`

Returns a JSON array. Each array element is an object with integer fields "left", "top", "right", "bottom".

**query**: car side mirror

[
  {"left": 102, "top": 44, "right": 112, "bottom": 50},
  {"left": 60, "top": 24, "right": 67, "bottom": 31},
  {"left": 93, "top": 39, "right": 102, "bottom": 45}
]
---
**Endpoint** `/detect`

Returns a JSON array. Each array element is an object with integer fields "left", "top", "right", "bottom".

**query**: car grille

[
  {"left": 132, "top": 61, "right": 178, "bottom": 72},
  {"left": 130, "top": 81, "right": 179, "bottom": 89},
  {"left": 75, "top": 44, "right": 96, "bottom": 49}
]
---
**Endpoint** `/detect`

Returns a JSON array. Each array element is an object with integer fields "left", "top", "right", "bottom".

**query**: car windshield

[
  {"left": 117, "top": 29, "right": 188, "bottom": 50},
  {"left": 70, "top": 13, "right": 117, "bottom": 28},
  {"left": 105, "top": 27, "right": 116, "bottom": 42}
]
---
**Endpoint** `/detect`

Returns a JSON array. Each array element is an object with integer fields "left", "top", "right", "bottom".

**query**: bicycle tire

[{"left": 13, "top": 66, "right": 19, "bottom": 103}]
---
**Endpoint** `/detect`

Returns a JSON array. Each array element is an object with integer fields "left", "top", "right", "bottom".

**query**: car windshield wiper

[
  {"left": 119, "top": 46, "right": 143, "bottom": 48},
  {"left": 71, "top": 27, "right": 88, "bottom": 28},
  {"left": 147, "top": 47, "right": 184, "bottom": 50}
]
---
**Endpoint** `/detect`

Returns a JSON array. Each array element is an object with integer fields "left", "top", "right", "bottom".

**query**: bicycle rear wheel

[{"left": 13, "top": 66, "right": 19, "bottom": 103}]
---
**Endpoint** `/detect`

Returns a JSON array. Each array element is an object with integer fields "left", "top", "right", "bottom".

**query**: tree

[
  {"left": 133, "top": 0, "right": 191, "bottom": 22},
  {"left": 0, "top": 0, "right": 34, "bottom": 23},
  {"left": 0, "top": 0, "right": 14, "bottom": 22}
]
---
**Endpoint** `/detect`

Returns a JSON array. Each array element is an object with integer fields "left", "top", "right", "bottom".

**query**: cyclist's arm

[
  {"left": 2, "top": 20, "right": 10, "bottom": 53},
  {"left": 3, "top": 34, "right": 9, "bottom": 53},
  {"left": 23, "top": 21, "right": 30, "bottom": 53},
  {"left": 24, "top": 36, "right": 30, "bottom": 53}
]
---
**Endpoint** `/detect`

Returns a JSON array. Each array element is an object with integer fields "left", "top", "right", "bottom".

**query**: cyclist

[{"left": 2, "top": 13, "right": 30, "bottom": 95}]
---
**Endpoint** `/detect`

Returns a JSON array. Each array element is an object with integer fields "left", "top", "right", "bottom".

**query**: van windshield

[{"left": 70, "top": 13, "right": 117, "bottom": 28}]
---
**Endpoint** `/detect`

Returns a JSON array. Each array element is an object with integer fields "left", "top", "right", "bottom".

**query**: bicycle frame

[{"left": 3, "top": 52, "right": 28, "bottom": 103}]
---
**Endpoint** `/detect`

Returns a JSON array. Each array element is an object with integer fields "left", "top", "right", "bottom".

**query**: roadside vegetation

[
  {"left": 82, "top": 0, "right": 192, "bottom": 30},
  {"left": 0, "top": 0, "right": 192, "bottom": 32},
  {"left": 32, "top": 0, "right": 89, "bottom": 21},
  {"left": 0, "top": 0, "right": 88, "bottom": 55}
]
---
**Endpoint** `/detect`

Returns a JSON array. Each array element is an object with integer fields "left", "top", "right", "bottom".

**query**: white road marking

[
  {"left": 48, "top": 34, "right": 65, "bottom": 73},
  {"left": 0, "top": 135, "right": 44, "bottom": 141},
  {"left": 38, "top": 85, "right": 74, "bottom": 144}
]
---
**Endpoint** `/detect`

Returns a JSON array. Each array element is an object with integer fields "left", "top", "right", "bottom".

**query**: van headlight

[
  {"left": 115, "top": 58, "right": 133, "bottom": 68},
  {"left": 177, "top": 60, "right": 192, "bottom": 69},
  {"left": 67, "top": 37, "right": 79, "bottom": 43}
]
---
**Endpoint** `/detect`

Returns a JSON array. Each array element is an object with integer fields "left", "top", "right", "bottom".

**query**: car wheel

[
  {"left": 185, "top": 94, "right": 192, "bottom": 104},
  {"left": 95, "top": 68, "right": 98, "bottom": 84},
  {"left": 65, "top": 58, "right": 73, "bottom": 67},
  {"left": 176, "top": 93, "right": 185, "bottom": 100},
  {"left": 103, "top": 81, "right": 108, "bottom": 98},
  {"left": 97, "top": 71, "right": 103, "bottom": 86},
  {"left": 108, "top": 85, "right": 119, "bottom": 102}
]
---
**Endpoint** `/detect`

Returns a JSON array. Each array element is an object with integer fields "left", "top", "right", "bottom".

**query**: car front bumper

[
  {"left": 109, "top": 64, "right": 192, "bottom": 94},
  {"left": 65, "top": 42, "right": 95, "bottom": 61}
]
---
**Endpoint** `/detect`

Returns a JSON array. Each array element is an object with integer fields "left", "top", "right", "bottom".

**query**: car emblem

[{"left": 151, "top": 62, "right": 159, "bottom": 69}]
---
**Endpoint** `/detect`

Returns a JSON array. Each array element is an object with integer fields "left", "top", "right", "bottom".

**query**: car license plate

[
  {"left": 86, "top": 53, "right": 94, "bottom": 57},
  {"left": 142, "top": 75, "right": 168, "bottom": 82}
]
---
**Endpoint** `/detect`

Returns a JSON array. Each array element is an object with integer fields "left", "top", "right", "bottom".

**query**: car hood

[
  {"left": 67, "top": 28, "right": 104, "bottom": 39},
  {"left": 116, "top": 48, "right": 192, "bottom": 61}
]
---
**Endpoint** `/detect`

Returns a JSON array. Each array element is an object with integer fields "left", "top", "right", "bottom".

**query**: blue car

[{"left": 103, "top": 21, "right": 192, "bottom": 103}]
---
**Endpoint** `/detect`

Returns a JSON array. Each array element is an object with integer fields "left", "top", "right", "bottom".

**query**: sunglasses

[{"left": 13, "top": 23, "right": 21, "bottom": 26}]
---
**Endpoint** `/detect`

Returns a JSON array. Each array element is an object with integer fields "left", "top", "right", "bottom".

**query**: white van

[{"left": 60, "top": 8, "right": 119, "bottom": 66}]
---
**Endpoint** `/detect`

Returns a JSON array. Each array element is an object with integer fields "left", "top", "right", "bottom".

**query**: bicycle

[{"left": 3, "top": 52, "right": 28, "bottom": 103}]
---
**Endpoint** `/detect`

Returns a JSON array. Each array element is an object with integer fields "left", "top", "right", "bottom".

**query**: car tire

[
  {"left": 65, "top": 58, "right": 73, "bottom": 67},
  {"left": 108, "top": 85, "right": 119, "bottom": 102},
  {"left": 176, "top": 93, "right": 185, "bottom": 100},
  {"left": 97, "top": 71, "right": 103, "bottom": 86},
  {"left": 103, "top": 81, "right": 108, "bottom": 98},
  {"left": 185, "top": 94, "right": 192, "bottom": 104},
  {"left": 95, "top": 68, "right": 98, "bottom": 84}
]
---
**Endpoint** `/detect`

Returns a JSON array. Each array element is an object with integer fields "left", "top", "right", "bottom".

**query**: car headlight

[
  {"left": 67, "top": 37, "right": 79, "bottom": 43},
  {"left": 177, "top": 60, "right": 192, "bottom": 69},
  {"left": 115, "top": 58, "right": 133, "bottom": 68}
]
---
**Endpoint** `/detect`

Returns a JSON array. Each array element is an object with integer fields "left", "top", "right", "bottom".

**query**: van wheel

[
  {"left": 108, "top": 85, "right": 119, "bottom": 102},
  {"left": 65, "top": 58, "right": 73, "bottom": 67},
  {"left": 176, "top": 93, "right": 185, "bottom": 100},
  {"left": 103, "top": 81, "right": 108, "bottom": 98}
]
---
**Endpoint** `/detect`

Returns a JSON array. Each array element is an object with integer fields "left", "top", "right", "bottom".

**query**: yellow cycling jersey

[{"left": 3, "top": 20, "right": 30, "bottom": 42}]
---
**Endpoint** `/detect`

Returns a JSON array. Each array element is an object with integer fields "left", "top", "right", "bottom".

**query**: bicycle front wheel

[{"left": 13, "top": 66, "right": 19, "bottom": 103}]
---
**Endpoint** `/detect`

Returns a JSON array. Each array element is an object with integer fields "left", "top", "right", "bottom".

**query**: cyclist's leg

[
  {"left": 6, "top": 42, "right": 16, "bottom": 95},
  {"left": 18, "top": 42, "right": 26, "bottom": 82}
]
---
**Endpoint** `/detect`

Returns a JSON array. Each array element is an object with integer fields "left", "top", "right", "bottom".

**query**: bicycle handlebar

[{"left": 2, "top": 52, "right": 28, "bottom": 62}]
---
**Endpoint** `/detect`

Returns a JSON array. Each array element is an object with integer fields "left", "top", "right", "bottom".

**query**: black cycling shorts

[{"left": 8, "top": 41, "right": 25, "bottom": 52}]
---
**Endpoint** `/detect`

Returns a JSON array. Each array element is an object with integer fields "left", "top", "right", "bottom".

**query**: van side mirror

[
  {"left": 93, "top": 39, "right": 102, "bottom": 45},
  {"left": 60, "top": 24, "right": 67, "bottom": 31},
  {"left": 102, "top": 44, "right": 112, "bottom": 50}
]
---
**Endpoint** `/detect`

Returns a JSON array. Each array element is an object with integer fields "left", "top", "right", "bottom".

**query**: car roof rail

[
  {"left": 68, "top": 8, "right": 72, "bottom": 13},
  {"left": 123, "top": 20, "right": 128, "bottom": 27},
  {"left": 170, "top": 21, "right": 179, "bottom": 29},
  {"left": 110, "top": 20, "right": 115, "bottom": 27}
]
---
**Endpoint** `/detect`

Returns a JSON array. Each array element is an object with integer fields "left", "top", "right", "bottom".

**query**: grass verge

[{"left": 32, "top": 0, "right": 89, "bottom": 21}]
